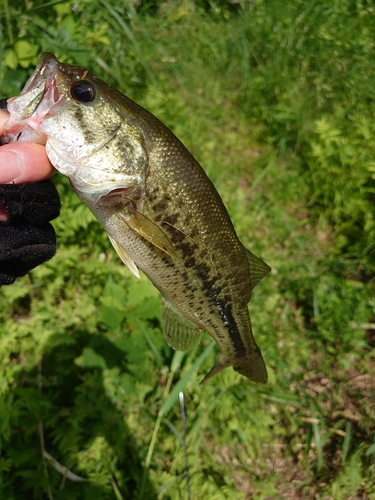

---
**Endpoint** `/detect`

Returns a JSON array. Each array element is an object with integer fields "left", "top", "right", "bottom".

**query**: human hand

[
  {"left": 0, "top": 108, "right": 54, "bottom": 184},
  {"left": 0, "top": 104, "right": 60, "bottom": 285},
  {"left": 0, "top": 107, "right": 55, "bottom": 222}
]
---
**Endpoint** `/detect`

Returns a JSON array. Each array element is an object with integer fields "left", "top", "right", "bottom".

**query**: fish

[{"left": 1, "top": 53, "right": 271, "bottom": 382}]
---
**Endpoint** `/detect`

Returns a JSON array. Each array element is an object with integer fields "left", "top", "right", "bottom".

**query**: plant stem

[
  {"left": 3, "top": 0, "right": 13, "bottom": 46},
  {"left": 140, "top": 369, "right": 175, "bottom": 498}
]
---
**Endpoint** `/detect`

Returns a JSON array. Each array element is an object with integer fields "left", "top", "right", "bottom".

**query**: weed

[{"left": 0, "top": 0, "right": 374, "bottom": 498}]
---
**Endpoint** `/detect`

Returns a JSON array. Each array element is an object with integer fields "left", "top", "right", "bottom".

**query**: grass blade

[
  {"left": 179, "top": 391, "right": 191, "bottom": 500},
  {"left": 140, "top": 323, "right": 164, "bottom": 368},
  {"left": 160, "top": 342, "right": 215, "bottom": 416},
  {"left": 97, "top": 0, "right": 154, "bottom": 84},
  {"left": 311, "top": 402, "right": 323, "bottom": 472},
  {"left": 342, "top": 421, "right": 352, "bottom": 464},
  {"left": 140, "top": 342, "right": 215, "bottom": 497}
]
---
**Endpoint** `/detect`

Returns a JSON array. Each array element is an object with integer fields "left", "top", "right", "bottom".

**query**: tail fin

[
  {"left": 200, "top": 347, "right": 267, "bottom": 384},
  {"left": 233, "top": 346, "right": 267, "bottom": 383}
]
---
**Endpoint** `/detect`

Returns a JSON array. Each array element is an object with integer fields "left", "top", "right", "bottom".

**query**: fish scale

[{"left": 2, "top": 52, "right": 271, "bottom": 383}]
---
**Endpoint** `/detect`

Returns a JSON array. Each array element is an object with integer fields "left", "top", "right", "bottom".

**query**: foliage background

[{"left": 1, "top": 0, "right": 375, "bottom": 498}]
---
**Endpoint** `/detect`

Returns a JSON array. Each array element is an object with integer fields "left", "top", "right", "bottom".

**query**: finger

[
  {"left": 0, "top": 109, "right": 10, "bottom": 134},
  {"left": 0, "top": 142, "right": 54, "bottom": 184}
]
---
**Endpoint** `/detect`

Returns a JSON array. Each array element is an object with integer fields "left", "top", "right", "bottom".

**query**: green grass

[{"left": 1, "top": 0, "right": 375, "bottom": 498}]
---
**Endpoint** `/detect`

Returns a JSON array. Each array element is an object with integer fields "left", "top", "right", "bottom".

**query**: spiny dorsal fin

[
  {"left": 245, "top": 248, "right": 271, "bottom": 291},
  {"left": 162, "top": 300, "right": 204, "bottom": 351},
  {"left": 108, "top": 234, "right": 140, "bottom": 279}
]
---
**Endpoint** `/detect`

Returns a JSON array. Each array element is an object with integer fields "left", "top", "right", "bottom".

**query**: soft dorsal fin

[
  {"left": 245, "top": 248, "right": 271, "bottom": 291},
  {"left": 108, "top": 234, "right": 140, "bottom": 279},
  {"left": 162, "top": 300, "right": 204, "bottom": 351}
]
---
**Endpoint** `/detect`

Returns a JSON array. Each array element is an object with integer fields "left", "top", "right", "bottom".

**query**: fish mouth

[
  {"left": 1, "top": 53, "right": 66, "bottom": 145},
  {"left": 23, "top": 53, "right": 59, "bottom": 91},
  {"left": 13, "top": 53, "right": 64, "bottom": 121}
]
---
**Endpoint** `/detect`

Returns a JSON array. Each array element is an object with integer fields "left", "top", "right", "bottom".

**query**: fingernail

[{"left": 0, "top": 151, "right": 24, "bottom": 183}]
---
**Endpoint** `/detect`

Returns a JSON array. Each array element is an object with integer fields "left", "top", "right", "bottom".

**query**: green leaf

[
  {"left": 98, "top": 305, "right": 126, "bottom": 330},
  {"left": 4, "top": 49, "right": 18, "bottom": 70},
  {"left": 14, "top": 40, "right": 39, "bottom": 68},
  {"left": 160, "top": 342, "right": 215, "bottom": 416},
  {"left": 82, "top": 347, "right": 107, "bottom": 369}
]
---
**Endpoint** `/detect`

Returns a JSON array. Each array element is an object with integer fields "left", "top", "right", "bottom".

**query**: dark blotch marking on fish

[
  {"left": 177, "top": 241, "right": 195, "bottom": 259},
  {"left": 212, "top": 297, "right": 246, "bottom": 356},
  {"left": 73, "top": 108, "right": 95, "bottom": 143},
  {"left": 146, "top": 187, "right": 158, "bottom": 202},
  {"left": 185, "top": 257, "right": 196, "bottom": 269},
  {"left": 195, "top": 262, "right": 246, "bottom": 356},
  {"left": 160, "top": 255, "right": 170, "bottom": 265},
  {"left": 169, "top": 230, "right": 185, "bottom": 246},
  {"left": 152, "top": 198, "right": 168, "bottom": 213},
  {"left": 163, "top": 213, "right": 179, "bottom": 226},
  {"left": 195, "top": 262, "right": 210, "bottom": 279}
]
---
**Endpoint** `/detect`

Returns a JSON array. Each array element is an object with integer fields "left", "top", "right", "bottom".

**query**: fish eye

[{"left": 70, "top": 81, "right": 96, "bottom": 103}]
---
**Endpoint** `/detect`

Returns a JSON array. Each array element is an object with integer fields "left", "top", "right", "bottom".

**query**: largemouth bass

[{"left": 2, "top": 53, "right": 270, "bottom": 382}]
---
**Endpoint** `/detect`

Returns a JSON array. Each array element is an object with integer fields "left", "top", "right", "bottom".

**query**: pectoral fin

[
  {"left": 162, "top": 300, "right": 204, "bottom": 351},
  {"left": 245, "top": 248, "right": 271, "bottom": 291},
  {"left": 108, "top": 234, "right": 140, "bottom": 279},
  {"left": 122, "top": 206, "right": 178, "bottom": 259}
]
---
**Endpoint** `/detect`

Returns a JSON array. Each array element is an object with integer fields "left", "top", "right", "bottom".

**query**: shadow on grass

[{"left": 1, "top": 332, "right": 158, "bottom": 500}]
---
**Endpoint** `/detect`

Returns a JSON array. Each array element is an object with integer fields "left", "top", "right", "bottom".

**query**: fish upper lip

[
  {"left": 23, "top": 53, "right": 59, "bottom": 94},
  {"left": 18, "top": 54, "right": 63, "bottom": 118},
  {"left": 2, "top": 55, "right": 65, "bottom": 145}
]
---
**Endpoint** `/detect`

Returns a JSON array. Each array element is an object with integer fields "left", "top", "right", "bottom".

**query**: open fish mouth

[
  {"left": 1, "top": 54, "right": 66, "bottom": 146},
  {"left": 13, "top": 54, "right": 65, "bottom": 120}
]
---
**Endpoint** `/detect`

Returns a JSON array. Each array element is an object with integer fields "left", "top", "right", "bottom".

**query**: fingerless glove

[{"left": 0, "top": 180, "right": 60, "bottom": 285}]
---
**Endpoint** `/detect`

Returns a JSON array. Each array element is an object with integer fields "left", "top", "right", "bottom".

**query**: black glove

[{"left": 0, "top": 181, "right": 61, "bottom": 285}]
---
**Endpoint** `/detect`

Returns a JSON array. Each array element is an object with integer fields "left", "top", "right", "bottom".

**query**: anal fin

[
  {"left": 162, "top": 300, "right": 204, "bottom": 351},
  {"left": 199, "top": 354, "right": 230, "bottom": 384}
]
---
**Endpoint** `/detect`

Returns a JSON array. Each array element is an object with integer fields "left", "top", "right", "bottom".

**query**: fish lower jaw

[
  {"left": 0, "top": 120, "right": 47, "bottom": 146},
  {"left": 4, "top": 79, "right": 64, "bottom": 143}
]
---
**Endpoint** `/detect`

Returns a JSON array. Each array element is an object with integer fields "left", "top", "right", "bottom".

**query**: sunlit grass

[{"left": 0, "top": 1, "right": 374, "bottom": 499}]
